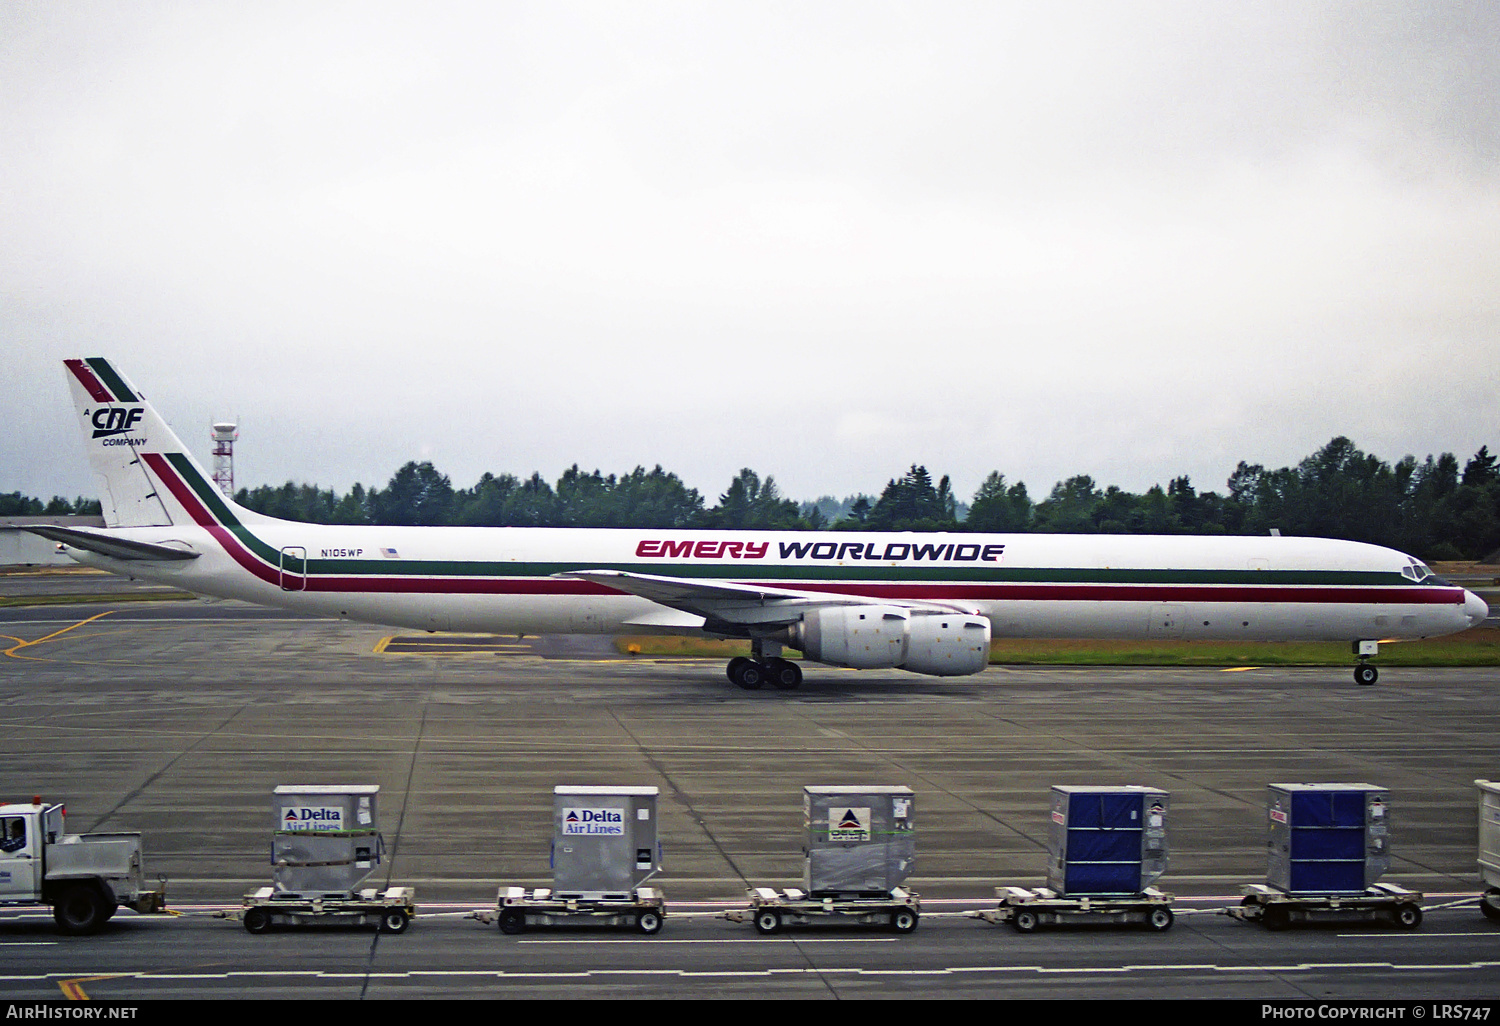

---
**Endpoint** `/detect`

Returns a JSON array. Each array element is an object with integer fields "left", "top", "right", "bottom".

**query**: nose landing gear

[{"left": 1353, "top": 640, "right": 1379, "bottom": 686}]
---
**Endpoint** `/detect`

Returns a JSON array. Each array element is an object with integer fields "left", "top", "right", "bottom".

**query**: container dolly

[
  {"left": 1477, "top": 779, "right": 1500, "bottom": 922},
  {"left": 1225, "top": 882, "right": 1423, "bottom": 930},
  {"left": 238, "top": 886, "right": 416, "bottom": 934},
  {"left": 726, "top": 886, "right": 920, "bottom": 934},
  {"left": 974, "top": 885, "right": 1175, "bottom": 932},
  {"left": 479, "top": 886, "right": 665, "bottom": 935}
]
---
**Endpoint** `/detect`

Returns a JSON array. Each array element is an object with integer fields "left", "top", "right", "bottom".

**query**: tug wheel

[{"left": 53, "top": 885, "right": 109, "bottom": 936}]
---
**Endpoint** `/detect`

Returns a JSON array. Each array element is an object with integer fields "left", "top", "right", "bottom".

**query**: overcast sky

[{"left": 3, "top": 1, "right": 1497, "bottom": 508}]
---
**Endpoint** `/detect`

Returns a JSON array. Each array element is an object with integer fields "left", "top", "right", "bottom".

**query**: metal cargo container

[
  {"left": 271, "top": 785, "right": 382, "bottom": 896},
  {"left": 1046, "top": 786, "right": 1169, "bottom": 896},
  {"left": 552, "top": 786, "right": 660, "bottom": 896},
  {"left": 1478, "top": 780, "right": 1500, "bottom": 892},
  {"left": 1266, "top": 783, "right": 1389, "bottom": 895},
  {"left": 803, "top": 786, "right": 915, "bottom": 895}
]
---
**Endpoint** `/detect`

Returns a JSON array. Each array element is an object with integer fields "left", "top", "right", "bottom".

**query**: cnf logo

[{"left": 90, "top": 407, "right": 144, "bottom": 438}]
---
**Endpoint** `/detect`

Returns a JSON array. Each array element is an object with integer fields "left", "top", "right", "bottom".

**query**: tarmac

[{"left": 1, "top": 569, "right": 1497, "bottom": 1001}]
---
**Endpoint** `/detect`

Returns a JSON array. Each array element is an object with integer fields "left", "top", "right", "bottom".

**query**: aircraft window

[{"left": 1408, "top": 560, "right": 1432, "bottom": 581}]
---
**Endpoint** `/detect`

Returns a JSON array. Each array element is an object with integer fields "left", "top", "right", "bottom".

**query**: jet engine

[{"left": 790, "top": 605, "right": 991, "bottom": 677}]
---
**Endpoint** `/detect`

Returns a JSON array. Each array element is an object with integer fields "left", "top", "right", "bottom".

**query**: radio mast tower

[{"left": 211, "top": 422, "right": 239, "bottom": 497}]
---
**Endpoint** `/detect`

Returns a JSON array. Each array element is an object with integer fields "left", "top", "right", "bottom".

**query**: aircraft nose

[{"left": 1465, "top": 590, "right": 1490, "bottom": 628}]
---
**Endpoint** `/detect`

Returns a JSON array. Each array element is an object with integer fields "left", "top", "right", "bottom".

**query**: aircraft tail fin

[{"left": 63, "top": 357, "right": 261, "bottom": 529}]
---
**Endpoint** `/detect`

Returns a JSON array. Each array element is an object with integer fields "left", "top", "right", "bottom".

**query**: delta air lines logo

[
  {"left": 562, "top": 807, "right": 625, "bottom": 836},
  {"left": 281, "top": 805, "right": 344, "bottom": 832},
  {"left": 829, "top": 807, "right": 871, "bottom": 842}
]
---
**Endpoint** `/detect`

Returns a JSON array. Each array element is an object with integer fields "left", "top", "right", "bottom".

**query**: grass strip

[
  {"left": 615, "top": 627, "right": 1500, "bottom": 666},
  {"left": 0, "top": 591, "right": 198, "bottom": 608}
]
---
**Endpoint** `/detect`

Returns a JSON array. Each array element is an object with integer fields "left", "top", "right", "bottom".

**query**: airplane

[{"left": 23, "top": 357, "right": 1489, "bottom": 690}]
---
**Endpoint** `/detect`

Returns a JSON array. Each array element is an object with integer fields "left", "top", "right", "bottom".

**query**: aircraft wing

[
  {"left": 20, "top": 525, "right": 200, "bottom": 562},
  {"left": 559, "top": 569, "right": 976, "bottom": 630}
]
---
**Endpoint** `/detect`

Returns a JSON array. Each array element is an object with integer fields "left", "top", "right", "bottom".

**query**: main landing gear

[{"left": 727, "top": 640, "right": 802, "bottom": 690}]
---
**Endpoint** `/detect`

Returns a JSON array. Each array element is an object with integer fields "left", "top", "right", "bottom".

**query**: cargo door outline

[{"left": 279, "top": 547, "right": 307, "bottom": 592}]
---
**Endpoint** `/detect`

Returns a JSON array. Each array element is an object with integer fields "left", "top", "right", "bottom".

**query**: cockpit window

[{"left": 1401, "top": 559, "right": 1432, "bottom": 582}]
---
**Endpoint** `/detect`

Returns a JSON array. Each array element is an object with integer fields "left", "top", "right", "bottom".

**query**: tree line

[
  {"left": 223, "top": 437, "right": 1500, "bottom": 561},
  {"left": 0, "top": 494, "right": 100, "bottom": 516},
  {"left": 6, "top": 437, "right": 1497, "bottom": 560}
]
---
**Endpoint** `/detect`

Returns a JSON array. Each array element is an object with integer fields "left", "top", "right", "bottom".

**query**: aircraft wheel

[
  {"left": 726, "top": 657, "right": 750, "bottom": 683},
  {"left": 735, "top": 660, "right": 765, "bottom": 690},
  {"left": 754, "top": 908, "right": 781, "bottom": 935},
  {"left": 1011, "top": 909, "right": 1039, "bottom": 933},
  {"left": 1392, "top": 903, "right": 1423, "bottom": 930},
  {"left": 1354, "top": 663, "right": 1379, "bottom": 686},
  {"left": 768, "top": 659, "right": 801, "bottom": 690},
  {"left": 1146, "top": 906, "right": 1174, "bottom": 931}
]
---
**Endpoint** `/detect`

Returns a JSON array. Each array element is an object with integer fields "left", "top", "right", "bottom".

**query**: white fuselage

[{"left": 66, "top": 520, "right": 1485, "bottom": 645}]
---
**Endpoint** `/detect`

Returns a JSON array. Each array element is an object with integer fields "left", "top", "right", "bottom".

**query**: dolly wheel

[
  {"left": 243, "top": 908, "right": 272, "bottom": 934},
  {"left": 1263, "top": 905, "right": 1291, "bottom": 931},
  {"left": 1011, "top": 909, "right": 1039, "bottom": 933},
  {"left": 1482, "top": 893, "right": 1500, "bottom": 922},
  {"left": 1146, "top": 906, "right": 1174, "bottom": 931},
  {"left": 498, "top": 908, "right": 525, "bottom": 935},
  {"left": 754, "top": 908, "right": 781, "bottom": 935},
  {"left": 1392, "top": 904, "right": 1423, "bottom": 930},
  {"left": 380, "top": 909, "right": 410, "bottom": 934},
  {"left": 636, "top": 909, "right": 663, "bottom": 935},
  {"left": 891, "top": 908, "right": 918, "bottom": 934}
]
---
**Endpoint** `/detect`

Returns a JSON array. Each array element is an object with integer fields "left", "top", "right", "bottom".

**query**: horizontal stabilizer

[{"left": 21, "top": 525, "right": 200, "bottom": 562}]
